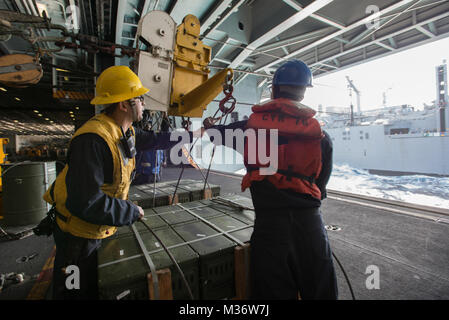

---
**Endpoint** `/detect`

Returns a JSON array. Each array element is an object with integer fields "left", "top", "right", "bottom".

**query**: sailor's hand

[
  {"left": 203, "top": 117, "right": 216, "bottom": 129},
  {"left": 137, "top": 205, "right": 144, "bottom": 220}
]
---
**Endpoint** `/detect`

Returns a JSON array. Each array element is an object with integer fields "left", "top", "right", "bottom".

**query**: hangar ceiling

[{"left": 0, "top": 0, "right": 448, "bottom": 136}]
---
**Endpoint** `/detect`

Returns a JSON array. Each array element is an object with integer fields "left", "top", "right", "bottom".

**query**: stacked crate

[
  {"left": 128, "top": 180, "right": 221, "bottom": 208},
  {"left": 97, "top": 195, "right": 254, "bottom": 300}
]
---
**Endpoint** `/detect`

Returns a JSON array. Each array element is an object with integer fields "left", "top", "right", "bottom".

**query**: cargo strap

[
  {"left": 177, "top": 204, "right": 245, "bottom": 246},
  {"left": 49, "top": 181, "right": 56, "bottom": 202},
  {"left": 131, "top": 224, "right": 160, "bottom": 300},
  {"left": 54, "top": 209, "right": 67, "bottom": 223},
  {"left": 98, "top": 224, "right": 253, "bottom": 269},
  {"left": 139, "top": 220, "right": 194, "bottom": 300},
  {"left": 49, "top": 182, "right": 69, "bottom": 224},
  {"left": 177, "top": 203, "right": 250, "bottom": 299}
]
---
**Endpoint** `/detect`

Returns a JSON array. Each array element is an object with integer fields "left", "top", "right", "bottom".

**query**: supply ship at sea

[{"left": 316, "top": 62, "right": 449, "bottom": 177}]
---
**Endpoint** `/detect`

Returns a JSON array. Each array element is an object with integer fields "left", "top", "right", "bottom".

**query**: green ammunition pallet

[
  {"left": 97, "top": 195, "right": 255, "bottom": 300},
  {"left": 98, "top": 226, "right": 200, "bottom": 300},
  {"left": 128, "top": 180, "right": 221, "bottom": 208}
]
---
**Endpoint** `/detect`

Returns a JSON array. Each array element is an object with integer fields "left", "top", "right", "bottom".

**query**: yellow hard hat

[{"left": 90, "top": 66, "right": 149, "bottom": 105}]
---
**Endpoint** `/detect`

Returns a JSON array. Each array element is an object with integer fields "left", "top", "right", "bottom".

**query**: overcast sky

[{"left": 303, "top": 36, "right": 449, "bottom": 111}]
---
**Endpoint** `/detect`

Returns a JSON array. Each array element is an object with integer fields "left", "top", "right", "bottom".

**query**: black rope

[
  {"left": 169, "top": 116, "right": 212, "bottom": 205},
  {"left": 139, "top": 219, "right": 194, "bottom": 300},
  {"left": 202, "top": 111, "right": 230, "bottom": 192},
  {"left": 332, "top": 251, "right": 356, "bottom": 300}
]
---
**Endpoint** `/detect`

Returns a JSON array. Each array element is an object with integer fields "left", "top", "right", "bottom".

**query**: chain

[{"left": 202, "top": 71, "right": 237, "bottom": 129}]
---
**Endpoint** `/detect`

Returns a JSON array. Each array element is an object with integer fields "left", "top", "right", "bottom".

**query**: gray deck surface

[{"left": 1, "top": 166, "right": 448, "bottom": 300}]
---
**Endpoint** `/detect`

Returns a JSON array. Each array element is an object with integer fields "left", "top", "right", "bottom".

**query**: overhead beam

[
  {"left": 283, "top": 0, "right": 345, "bottom": 29},
  {"left": 388, "top": 37, "right": 397, "bottom": 48},
  {"left": 255, "top": 0, "right": 417, "bottom": 72},
  {"left": 234, "top": 67, "right": 252, "bottom": 85},
  {"left": 335, "top": 36, "right": 349, "bottom": 44},
  {"left": 309, "top": 10, "right": 449, "bottom": 74},
  {"left": 253, "top": 27, "right": 332, "bottom": 54},
  {"left": 354, "top": 0, "right": 426, "bottom": 45},
  {"left": 200, "top": 0, "right": 234, "bottom": 35},
  {"left": 211, "top": 35, "right": 231, "bottom": 61},
  {"left": 201, "top": 0, "right": 246, "bottom": 38},
  {"left": 415, "top": 25, "right": 435, "bottom": 38},
  {"left": 115, "top": 0, "right": 127, "bottom": 65},
  {"left": 213, "top": 57, "right": 255, "bottom": 68},
  {"left": 375, "top": 41, "right": 395, "bottom": 51},
  {"left": 345, "top": 26, "right": 376, "bottom": 47},
  {"left": 229, "top": 0, "right": 334, "bottom": 69},
  {"left": 142, "top": 0, "right": 151, "bottom": 15},
  {"left": 428, "top": 21, "right": 437, "bottom": 34},
  {"left": 319, "top": 62, "right": 338, "bottom": 69},
  {"left": 169, "top": 0, "right": 180, "bottom": 15}
]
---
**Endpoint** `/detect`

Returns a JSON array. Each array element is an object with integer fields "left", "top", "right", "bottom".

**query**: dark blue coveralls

[
  {"left": 212, "top": 120, "right": 338, "bottom": 300},
  {"left": 133, "top": 149, "right": 164, "bottom": 185}
]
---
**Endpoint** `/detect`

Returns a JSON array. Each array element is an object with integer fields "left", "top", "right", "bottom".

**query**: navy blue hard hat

[{"left": 273, "top": 60, "right": 313, "bottom": 87}]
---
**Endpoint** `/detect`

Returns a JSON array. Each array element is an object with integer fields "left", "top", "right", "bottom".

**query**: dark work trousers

[
  {"left": 52, "top": 222, "right": 100, "bottom": 300},
  {"left": 249, "top": 183, "right": 338, "bottom": 300}
]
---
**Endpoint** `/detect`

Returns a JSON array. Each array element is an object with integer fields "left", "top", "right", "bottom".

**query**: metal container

[
  {"left": 187, "top": 205, "right": 225, "bottom": 220},
  {"left": 201, "top": 199, "right": 238, "bottom": 213},
  {"left": 175, "top": 200, "right": 204, "bottom": 210},
  {"left": 158, "top": 209, "right": 198, "bottom": 226},
  {"left": 229, "top": 227, "right": 254, "bottom": 244},
  {"left": 172, "top": 220, "right": 236, "bottom": 300},
  {"left": 131, "top": 180, "right": 221, "bottom": 205},
  {"left": 205, "top": 197, "right": 255, "bottom": 225},
  {"left": 157, "top": 186, "right": 190, "bottom": 203},
  {"left": 220, "top": 194, "right": 255, "bottom": 209},
  {"left": 177, "top": 184, "right": 204, "bottom": 201},
  {"left": 97, "top": 195, "right": 255, "bottom": 300},
  {"left": 152, "top": 204, "right": 185, "bottom": 214},
  {"left": 129, "top": 186, "right": 170, "bottom": 208},
  {"left": 175, "top": 179, "right": 198, "bottom": 186},
  {"left": 1, "top": 162, "right": 56, "bottom": 226},
  {"left": 186, "top": 182, "right": 221, "bottom": 198},
  {"left": 128, "top": 187, "right": 148, "bottom": 204},
  {"left": 207, "top": 215, "right": 249, "bottom": 232},
  {"left": 98, "top": 225, "right": 200, "bottom": 300},
  {"left": 108, "top": 208, "right": 168, "bottom": 240}
]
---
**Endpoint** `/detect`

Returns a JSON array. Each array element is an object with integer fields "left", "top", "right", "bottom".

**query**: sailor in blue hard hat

[{"left": 205, "top": 59, "right": 338, "bottom": 299}]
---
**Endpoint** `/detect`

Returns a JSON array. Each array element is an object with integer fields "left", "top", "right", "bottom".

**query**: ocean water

[
  {"left": 193, "top": 141, "right": 449, "bottom": 209},
  {"left": 233, "top": 164, "right": 449, "bottom": 209}
]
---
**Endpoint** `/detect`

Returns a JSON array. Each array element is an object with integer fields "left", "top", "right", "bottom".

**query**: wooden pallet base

[
  {"left": 147, "top": 268, "right": 173, "bottom": 300},
  {"left": 202, "top": 189, "right": 212, "bottom": 200},
  {"left": 234, "top": 243, "right": 251, "bottom": 300}
]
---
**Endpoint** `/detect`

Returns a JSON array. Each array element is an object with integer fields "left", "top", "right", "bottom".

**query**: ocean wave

[
  {"left": 327, "top": 164, "right": 449, "bottom": 209},
  {"left": 233, "top": 164, "right": 449, "bottom": 209}
]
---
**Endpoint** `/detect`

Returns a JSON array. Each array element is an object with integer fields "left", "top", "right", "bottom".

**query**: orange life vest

[{"left": 242, "top": 98, "right": 324, "bottom": 200}]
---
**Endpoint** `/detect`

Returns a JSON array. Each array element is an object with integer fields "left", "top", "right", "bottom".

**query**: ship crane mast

[
  {"left": 346, "top": 76, "right": 361, "bottom": 113},
  {"left": 346, "top": 76, "right": 361, "bottom": 126}
]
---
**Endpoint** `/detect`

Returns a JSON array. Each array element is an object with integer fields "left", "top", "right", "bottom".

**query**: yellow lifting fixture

[{"left": 135, "top": 12, "right": 233, "bottom": 118}]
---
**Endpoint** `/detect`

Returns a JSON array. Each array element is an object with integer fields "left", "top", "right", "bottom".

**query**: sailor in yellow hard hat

[{"left": 42, "top": 66, "right": 193, "bottom": 299}]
